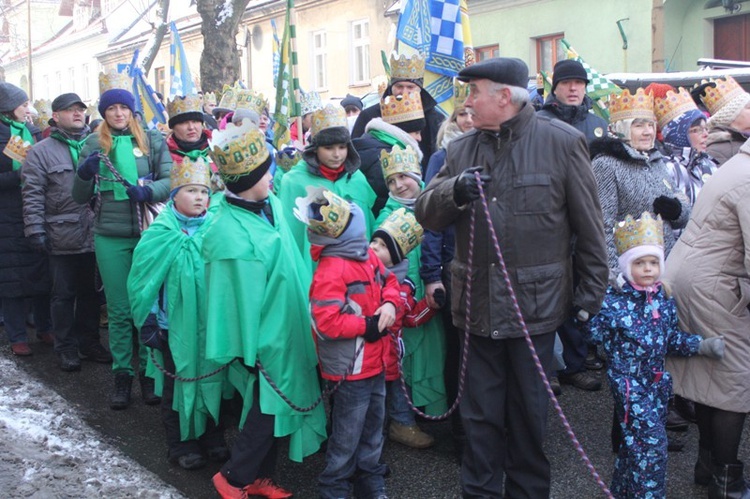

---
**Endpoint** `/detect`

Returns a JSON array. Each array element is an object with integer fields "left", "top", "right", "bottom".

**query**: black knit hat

[
  {"left": 223, "top": 154, "right": 273, "bottom": 194},
  {"left": 313, "top": 126, "right": 351, "bottom": 147},
  {"left": 168, "top": 111, "right": 204, "bottom": 129},
  {"left": 552, "top": 59, "right": 589, "bottom": 92},
  {"left": 394, "top": 117, "right": 426, "bottom": 134},
  {"left": 0, "top": 82, "right": 28, "bottom": 113},
  {"left": 372, "top": 229, "right": 404, "bottom": 264}
]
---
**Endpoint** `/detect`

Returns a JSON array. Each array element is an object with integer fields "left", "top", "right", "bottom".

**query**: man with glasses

[{"left": 21, "top": 92, "right": 112, "bottom": 372}]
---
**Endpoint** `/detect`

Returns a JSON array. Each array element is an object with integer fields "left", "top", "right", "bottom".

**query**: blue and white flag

[
  {"left": 169, "top": 22, "right": 196, "bottom": 98},
  {"left": 127, "top": 53, "right": 168, "bottom": 130},
  {"left": 271, "top": 18, "right": 281, "bottom": 87}
]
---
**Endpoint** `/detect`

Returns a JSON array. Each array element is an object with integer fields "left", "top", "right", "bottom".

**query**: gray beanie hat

[{"left": 0, "top": 82, "right": 29, "bottom": 113}]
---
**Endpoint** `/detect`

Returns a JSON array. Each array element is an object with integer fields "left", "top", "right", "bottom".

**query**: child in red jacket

[{"left": 296, "top": 187, "right": 400, "bottom": 499}]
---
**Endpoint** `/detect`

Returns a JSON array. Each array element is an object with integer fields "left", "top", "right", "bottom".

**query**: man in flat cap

[
  {"left": 415, "top": 57, "right": 608, "bottom": 498},
  {"left": 21, "top": 92, "right": 112, "bottom": 372}
]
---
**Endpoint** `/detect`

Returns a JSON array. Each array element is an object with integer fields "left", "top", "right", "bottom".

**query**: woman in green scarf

[
  {"left": 72, "top": 76, "right": 172, "bottom": 411},
  {"left": 0, "top": 82, "right": 52, "bottom": 357}
]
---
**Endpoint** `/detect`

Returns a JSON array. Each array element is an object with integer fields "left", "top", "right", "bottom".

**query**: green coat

[
  {"left": 376, "top": 197, "right": 447, "bottom": 415},
  {"left": 128, "top": 199, "right": 231, "bottom": 441},
  {"left": 202, "top": 193, "right": 327, "bottom": 462},
  {"left": 276, "top": 160, "right": 376, "bottom": 269},
  {"left": 72, "top": 128, "right": 172, "bottom": 238}
]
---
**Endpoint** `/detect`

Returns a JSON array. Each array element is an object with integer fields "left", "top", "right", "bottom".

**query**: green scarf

[
  {"left": 0, "top": 114, "right": 34, "bottom": 171},
  {"left": 369, "top": 128, "right": 405, "bottom": 149},
  {"left": 50, "top": 131, "right": 86, "bottom": 165},
  {"left": 99, "top": 135, "right": 140, "bottom": 201},
  {"left": 178, "top": 147, "right": 209, "bottom": 162}
]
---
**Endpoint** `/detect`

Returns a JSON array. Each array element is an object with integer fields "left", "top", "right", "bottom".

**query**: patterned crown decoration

[
  {"left": 380, "top": 145, "right": 421, "bottom": 179},
  {"left": 377, "top": 81, "right": 388, "bottom": 97},
  {"left": 310, "top": 104, "right": 348, "bottom": 137},
  {"left": 235, "top": 89, "right": 269, "bottom": 116},
  {"left": 167, "top": 94, "right": 204, "bottom": 120},
  {"left": 275, "top": 148, "right": 301, "bottom": 173},
  {"left": 3, "top": 135, "right": 32, "bottom": 162},
  {"left": 381, "top": 92, "right": 424, "bottom": 125},
  {"left": 203, "top": 91, "right": 217, "bottom": 106},
  {"left": 608, "top": 88, "right": 655, "bottom": 123},
  {"left": 170, "top": 156, "right": 212, "bottom": 191},
  {"left": 653, "top": 87, "right": 698, "bottom": 130},
  {"left": 700, "top": 75, "right": 746, "bottom": 116},
  {"left": 390, "top": 52, "right": 426, "bottom": 81},
  {"left": 293, "top": 186, "right": 352, "bottom": 239},
  {"left": 614, "top": 212, "right": 664, "bottom": 256},
  {"left": 377, "top": 207, "right": 424, "bottom": 257},
  {"left": 98, "top": 69, "right": 133, "bottom": 95},
  {"left": 207, "top": 119, "right": 270, "bottom": 181},
  {"left": 215, "top": 83, "right": 242, "bottom": 112},
  {"left": 33, "top": 99, "right": 52, "bottom": 131},
  {"left": 300, "top": 90, "right": 323, "bottom": 116},
  {"left": 453, "top": 79, "right": 470, "bottom": 109}
]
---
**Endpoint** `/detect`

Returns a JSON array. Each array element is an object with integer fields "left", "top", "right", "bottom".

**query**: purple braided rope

[{"left": 472, "top": 173, "right": 613, "bottom": 498}]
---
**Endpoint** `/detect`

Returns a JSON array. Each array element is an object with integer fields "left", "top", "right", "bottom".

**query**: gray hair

[{"left": 488, "top": 82, "right": 529, "bottom": 106}]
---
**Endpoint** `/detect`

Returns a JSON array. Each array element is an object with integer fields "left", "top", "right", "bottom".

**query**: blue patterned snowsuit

[{"left": 587, "top": 279, "right": 701, "bottom": 499}]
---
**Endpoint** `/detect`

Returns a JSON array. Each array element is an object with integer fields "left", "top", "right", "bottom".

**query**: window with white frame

[
  {"left": 350, "top": 19, "right": 370, "bottom": 85},
  {"left": 81, "top": 64, "right": 89, "bottom": 100},
  {"left": 68, "top": 67, "right": 75, "bottom": 93},
  {"left": 312, "top": 30, "right": 327, "bottom": 91},
  {"left": 55, "top": 71, "right": 62, "bottom": 96}
]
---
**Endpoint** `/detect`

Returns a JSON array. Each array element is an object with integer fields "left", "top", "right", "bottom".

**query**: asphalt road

[{"left": 2, "top": 327, "right": 748, "bottom": 499}]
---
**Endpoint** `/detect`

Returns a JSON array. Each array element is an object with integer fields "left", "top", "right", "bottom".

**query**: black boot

[
  {"left": 139, "top": 374, "right": 161, "bottom": 406},
  {"left": 110, "top": 372, "right": 133, "bottom": 410},
  {"left": 709, "top": 462, "right": 750, "bottom": 499},
  {"left": 695, "top": 447, "right": 712, "bottom": 486}
]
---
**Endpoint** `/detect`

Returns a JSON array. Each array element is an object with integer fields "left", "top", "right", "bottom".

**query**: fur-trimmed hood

[{"left": 364, "top": 118, "right": 424, "bottom": 161}]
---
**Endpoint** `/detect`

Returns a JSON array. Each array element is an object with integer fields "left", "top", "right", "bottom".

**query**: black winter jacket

[{"left": 537, "top": 94, "right": 607, "bottom": 145}]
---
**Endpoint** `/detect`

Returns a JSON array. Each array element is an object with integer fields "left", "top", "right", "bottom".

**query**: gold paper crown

[
  {"left": 310, "top": 104, "right": 348, "bottom": 137},
  {"left": 380, "top": 145, "right": 421, "bottom": 180},
  {"left": 377, "top": 81, "right": 388, "bottom": 97},
  {"left": 208, "top": 119, "right": 270, "bottom": 181},
  {"left": 453, "top": 79, "right": 470, "bottom": 109},
  {"left": 235, "top": 89, "right": 269, "bottom": 116},
  {"left": 390, "top": 52, "right": 426, "bottom": 81},
  {"left": 216, "top": 83, "right": 242, "bottom": 111},
  {"left": 608, "top": 88, "right": 655, "bottom": 123},
  {"left": 33, "top": 99, "right": 52, "bottom": 131},
  {"left": 293, "top": 186, "right": 352, "bottom": 239},
  {"left": 653, "top": 87, "right": 698, "bottom": 130},
  {"left": 700, "top": 76, "right": 746, "bottom": 116},
  {"left": 170, "top": 156, "right": 212, "bottom": 191},
  {"left": 381, "top": 92, "right": 425, "bottom": 125},
  {"left": 300, "top": 90, "right": 323, "bottom": 116},
  {"left": 3, "top": 135, "right": 32, "bottom": 162},
  {"left": 98, "top": 70, "right": 132, "bottom": 95},
  {"left": 203, "top": 92, "right": 217, "bottom": 106},
  {"left": 167, "top": 94, "right": 204, "bottom": 120},
  {"left": 614, "top": 212, "right": 664, "bottom": 256},
  {"left": 376, "top": 207, "right": 424, "bottom": 257},
  {"left": 275, "top": 148, "right": 301, "bottom": 172}
]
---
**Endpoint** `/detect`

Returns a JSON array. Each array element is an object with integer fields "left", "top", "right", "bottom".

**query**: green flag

[
  {"left": 560, "top": 39, "right": 621, "bottom": 103},
  {"left": 272, "top": 0, "right": 297, "bottom": 149}
]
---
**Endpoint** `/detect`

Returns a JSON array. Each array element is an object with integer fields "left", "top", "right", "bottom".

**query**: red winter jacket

[
  {"left": 385, "top": 277, "right": 437, "bottom": 381},
  {"left": 166, "top": 129, "right": 213, "bottom": 167},
  {"left": 310, "top": 248, "right": 401, "bottom": 381}
]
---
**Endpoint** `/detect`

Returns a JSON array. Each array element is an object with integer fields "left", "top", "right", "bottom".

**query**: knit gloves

[
  {"left": 77, "top": 152, "right": 101, "bottom": 181},
  {"left": 454, "top": 166, "right": 491, "bottom": 206},
  {"left": 698, "top": 336, "right": 725, "bottom": 359},
  {"left": 127, "top": 185, "right": 153, "bottom": 203},
  {"left": 653, "top": 196, "right": 682, "bottom": 221},
  {"left": 139, "top": 313, "right": 166, "bottom": 351},
  {"left": 363, "top": 315, "right": 387, "bottom": 342}
]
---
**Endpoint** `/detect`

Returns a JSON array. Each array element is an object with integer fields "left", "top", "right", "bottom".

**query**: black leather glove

[
  {"left": 77, "top": 152, "right": 101, "bottom": 181},
  {"left": 126, "top": 185, "right": 153, "bottom": 203},
  {"left": 433, "top": 288, "right": 446, "bottom": 308},
  {"left": 652, "top": 195, "right": 682, "bottom": 221},
  {"left": 454, "top": 166, "right": 491, "bottom": 206},
  {"left": 139, "top": 313, "right": 165, "bottom": 350},
  {"left": 28, "top": 234, "right": 48, "bottom": 253},
  {"left": 363, "top": 315, "right": 386, "bottom": 343}
]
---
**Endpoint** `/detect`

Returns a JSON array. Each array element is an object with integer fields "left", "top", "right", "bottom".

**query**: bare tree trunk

[
  {"left": 197, "top": 0, "right": 250, "bottom": 93},
  {"left": 140, "top": 0, "right": 171, "bottom": 76}
]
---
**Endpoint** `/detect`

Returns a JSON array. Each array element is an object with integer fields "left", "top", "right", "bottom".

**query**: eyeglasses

[{"left": 689, "top": 126, "right": 708, "bottom": 134}]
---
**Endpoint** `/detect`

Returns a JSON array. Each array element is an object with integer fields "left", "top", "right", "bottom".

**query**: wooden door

[{"left": 715, "top": 13, "right": 750, "bottom": 61}]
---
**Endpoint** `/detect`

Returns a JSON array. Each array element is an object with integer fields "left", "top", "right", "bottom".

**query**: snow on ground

[{"left": 0, "top": 356, "right": 185, "bottom": 498}]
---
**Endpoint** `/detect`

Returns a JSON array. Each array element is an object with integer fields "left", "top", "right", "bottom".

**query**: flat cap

[
  {"left": 52, "top": 93, "right": 86, "bottom": 112},
  {"left": 340, "top": 93, "right": 363, "bottom": 111},
  {"left": 457, "top": 57, "right": 529, "bottom": 88}
]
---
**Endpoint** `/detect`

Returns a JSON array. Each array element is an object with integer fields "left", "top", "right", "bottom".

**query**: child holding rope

[
  {"left": 584, "top": 212, "right": 724, "bottom": 498},
  {"left": 295, "top": 187, "right": 400, "bottom": 499},
  {"left": 127, "top": 157, "right": 229, "bottom": 471}
]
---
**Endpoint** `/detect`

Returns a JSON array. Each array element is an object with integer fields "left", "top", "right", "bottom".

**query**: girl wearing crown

[
  {"left": 584, "top": 212, "right": 724, "bottom": 499},
  {"left": 0, "top": 81, "right": 52, "bottom": 357},
  {"left": 72, "top": 71, "right": 173, "bottom": 410},
  {"left": 702, "top": 75, "right": 750, "bottom": 166}
]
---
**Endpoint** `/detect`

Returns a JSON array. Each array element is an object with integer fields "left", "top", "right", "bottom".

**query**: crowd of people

[{"left": 0, "top": 50, "right": 749, "bottom": 499}]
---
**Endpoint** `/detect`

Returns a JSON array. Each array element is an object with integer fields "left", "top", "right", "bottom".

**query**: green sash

[
  {"left": 369, "top": 128, "right": 406, "bottom": 149},
  {"left": 99, "top": 135, "right": 139, "bottom": 201},
  {"left": 178, "top": 147, "right": 209, "bottom": 162},
  {"left": 0, "top": 114, "right": 34, "bottom": 171}
]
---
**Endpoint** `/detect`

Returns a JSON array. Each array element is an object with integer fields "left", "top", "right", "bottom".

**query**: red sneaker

[
  {"left": 11, "top": 342, "right": 32, "bottom": 356},
  {"left": 244, "top": 478, "right": 293, "bottom": 499},
  {"left": 212, "top": 472, "right": 247, "bottom": 499}
]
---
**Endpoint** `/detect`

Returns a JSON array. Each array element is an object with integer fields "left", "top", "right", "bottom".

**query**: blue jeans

[
  {"left": 387, "top": 379, "right": 415, "bottom": 426},
  {"left": 319, "top": 373, "right": 387, "bottom": 499},
  {"left": 2, "top": 296, "right": 52, "bottom": 344}
]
